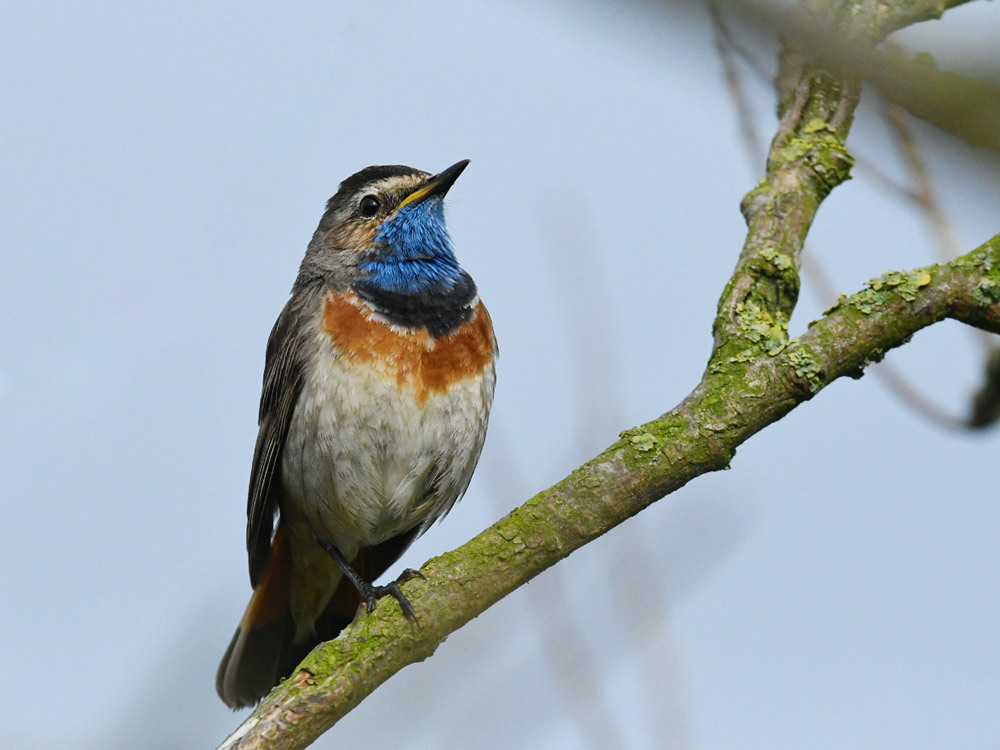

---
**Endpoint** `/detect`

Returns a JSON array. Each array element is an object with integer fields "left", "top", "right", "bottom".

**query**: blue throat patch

[
  {"left": 353, "top": 196, "right": 477, "bottom": 337},
  {"left": 361, "top": 197, "right": 464, "bottom": 295}
]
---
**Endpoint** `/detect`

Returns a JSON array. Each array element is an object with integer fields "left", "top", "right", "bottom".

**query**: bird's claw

[
  {"left": 397, "top": 567, "right": 426, "bottom": 583},
  {"left": 361, "top": 569, "right": 425, "bottom": 619}
]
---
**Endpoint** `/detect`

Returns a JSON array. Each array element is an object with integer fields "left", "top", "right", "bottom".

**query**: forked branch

[{"left": 217, "top": 1, "right": 997, "bottom": 747}]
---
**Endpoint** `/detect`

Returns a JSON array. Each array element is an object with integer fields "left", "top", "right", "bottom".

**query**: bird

[{"left": 216, "top": 160, "right": 496, "bottom": 709}]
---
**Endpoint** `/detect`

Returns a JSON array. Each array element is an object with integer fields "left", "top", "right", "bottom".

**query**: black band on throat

[{"left": 352, "top": 273, "right": 478, "bottom": 338}]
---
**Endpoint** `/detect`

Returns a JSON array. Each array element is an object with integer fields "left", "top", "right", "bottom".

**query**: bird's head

[{"left": 304, "top": 161, "right": 471, "bottom": 297}]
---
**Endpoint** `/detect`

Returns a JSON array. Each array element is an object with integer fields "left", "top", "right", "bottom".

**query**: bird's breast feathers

[
  {"left": 280, "top": 290, "right": 496, "bottom": 554},
  {"left": 321, "top": 290, "right": 495, "bottom": 402}
]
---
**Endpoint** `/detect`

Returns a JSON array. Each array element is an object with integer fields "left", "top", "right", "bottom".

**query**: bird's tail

[
  {"left": 217, "top": 525, "right": 422, "bottom": 708},
  {"left": 216, "top": 527, "right": 308, "bottom": 709}
]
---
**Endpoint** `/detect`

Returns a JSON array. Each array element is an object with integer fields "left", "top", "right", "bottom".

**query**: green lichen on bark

[
  {"left": 969, "top": 247, "right": 1000, "bottom": 307},
  {"left": 775, "top": 118, "right": 855, "bottom": 196},
  {"left": 739, "top": 299, "right": 790, "bottom": 354},
  {"left": 621, "top": 427, "right": 661, "bottom": 453},
  {"left": 974, "top": 278, "right": 1000, "bottom": 306},
  {"left": 785, "top": 343, "right": 825, "bottom": 393},
  {"left": 619, "top": 413, "right": 691, "bottom": 469},
  {"left": 716, "top": 46, "right": 859, "bottom": 367},
  {"left": 850, "top": 268, "right": 934, "bottom": 312}
]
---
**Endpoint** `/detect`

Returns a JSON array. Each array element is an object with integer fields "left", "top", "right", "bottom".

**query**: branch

[
  {"left": 218, "top": 234, "right": 1000, "bottom": 750},
  {"left": 217, "top": 2, "right": 997, "bottom": 747}
]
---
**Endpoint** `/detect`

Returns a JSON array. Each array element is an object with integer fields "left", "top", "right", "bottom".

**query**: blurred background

[{"left": 2, "top": 1, "right": 999, "bottom": 748}]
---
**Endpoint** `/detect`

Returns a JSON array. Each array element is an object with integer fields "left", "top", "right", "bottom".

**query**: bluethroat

[{"left": 217, "top": 161, "right": 496, "bottom": 708}]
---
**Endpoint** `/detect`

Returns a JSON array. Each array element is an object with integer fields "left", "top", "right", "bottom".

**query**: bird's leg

[{"left": 319, "top": 540, "right": 425, "bottom": 620}]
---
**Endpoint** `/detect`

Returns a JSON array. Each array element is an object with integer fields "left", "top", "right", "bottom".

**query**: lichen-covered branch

[
  {"left": 218, "top": 234, "right": 1000, "bottom": 750},
  {"left": 711, "top": 0, "right": 889, "bottom": 362},
  {"left": 217, "top": 1, "right": 995, "bottom": 748}
]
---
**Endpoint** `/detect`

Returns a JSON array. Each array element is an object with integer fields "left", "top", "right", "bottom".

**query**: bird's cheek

[{"left": 324, "top": 218, "right": 380, "bottom": 252}]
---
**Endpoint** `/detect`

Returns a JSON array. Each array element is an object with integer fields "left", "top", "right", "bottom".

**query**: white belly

[{"left": 280, "top": 329, "right": 495, "bottom": 559}]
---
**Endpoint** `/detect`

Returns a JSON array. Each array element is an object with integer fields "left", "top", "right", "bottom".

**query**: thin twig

[
  {"left": 881, "top": 93, "right": 996, "bottom": 354},
  {"left": 853, "top": 153, "right": 919, "bottom": 201},
  {"left": 542, "top": 212, "right": 693, "bottom": 749},
  {"left": 710, "top": 0, "right": 766, "bottom": 173},
  {"left": 882, "top": 95, "right": 963, "bottom": 262},
  {"left": 483, "top": 429, "right": 629, "bottom": 750},
  {"left": 831, "top": 77, "right": 859, "bottom": 129}
]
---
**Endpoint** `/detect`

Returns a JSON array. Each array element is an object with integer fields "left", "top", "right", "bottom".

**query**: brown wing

[{"left": 246, "top": 295, "right": 309, "bottom": 586}]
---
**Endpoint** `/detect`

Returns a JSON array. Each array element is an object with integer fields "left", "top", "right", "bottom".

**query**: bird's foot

[
  {"left": 319, "top": 539, "right": 425, "bottom": 620},
  {"left": 359, "top": 568, "right": 425, "bottom": 619}
]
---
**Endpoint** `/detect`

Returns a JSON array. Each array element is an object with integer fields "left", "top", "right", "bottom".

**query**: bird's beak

[{"left": 397, "top": 159, "right": 470, "bottom": 209}]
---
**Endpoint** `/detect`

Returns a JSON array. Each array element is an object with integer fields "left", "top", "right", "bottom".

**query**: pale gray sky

[{"left": 2, "top": 1, "right": 999, "bottom": 748}]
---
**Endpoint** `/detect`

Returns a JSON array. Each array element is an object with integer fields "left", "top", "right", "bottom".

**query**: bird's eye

[{"left": 359, "top": 195, "right": 380, "bottom": 218}]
